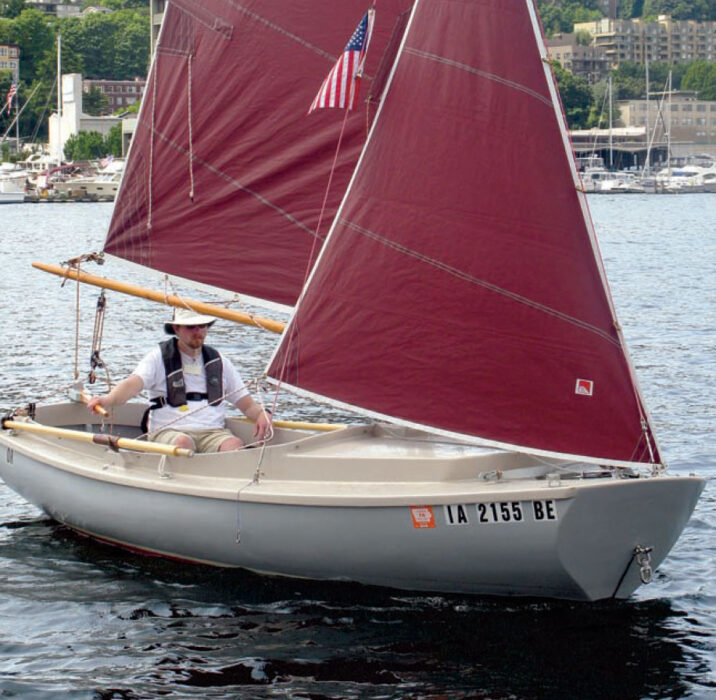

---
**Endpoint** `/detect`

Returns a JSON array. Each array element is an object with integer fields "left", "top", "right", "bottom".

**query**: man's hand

[{"left": 253, "top": 409, "right": 273, "bottom": 441}]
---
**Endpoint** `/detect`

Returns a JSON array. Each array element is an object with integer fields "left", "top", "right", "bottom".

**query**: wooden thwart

[
  {"left": 33, "top": 261, "right": 286, "bottom": 334},
  {"left": 4, "top": 420, "right": 194, "bottom": 458}
]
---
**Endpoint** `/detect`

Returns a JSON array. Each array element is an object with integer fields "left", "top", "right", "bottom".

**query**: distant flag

[
  {"left": 6, "top": 83, "right": 17, "bottom": 109},
  {"left": 309, "top": 9, "right": 375, "bottom": 113}
]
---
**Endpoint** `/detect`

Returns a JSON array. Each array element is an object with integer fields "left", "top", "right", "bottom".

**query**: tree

[
  {"left": 9, "top": 9, "right": 54, "bottom": 83},
  {"left": 681, "top": 60, "right": 716, "bottom": 100},
  {"left": 77, "top": 12, "right": 117, "bottom": 78},
  {"left": 63, "top": 126, "right": 123, "bottom": 161},
  {"left": 83, "top": 86, "right": 109, "bottom": 115},
  {"left": 642, "top": 0, "right": 716, "bottom": 21},
  {"left": 552, "top": 62, "right": 595, "bottom": 129},
  {"left": 536, "top": 0, "right": 602, "bottom": 36},
  {"left": 105, "top": 122, "right": 122, "bottom": 156},
  {"left": 113, "top": 12, "right": 150, "bottom": 79},
  {"left": 610, "top": 62, "right": 646, "bottom": 99},
  {"left": 586, "top": 81, "right": 622, "bottom": 128},
  {"left": 0, "top": 0, "right": 25, "bottom": 19},
  {"left": 63, "top": 130, "right": 106, "bottom": 160}
]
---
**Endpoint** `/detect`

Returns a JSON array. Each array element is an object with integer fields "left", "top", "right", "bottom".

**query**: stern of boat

[{"left": 556, "top": 474, "right": 705, "bottom": 600}]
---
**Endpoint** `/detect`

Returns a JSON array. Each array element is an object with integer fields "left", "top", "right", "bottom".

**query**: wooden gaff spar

[{"left": 32, "top": 262, "right": 286, "bottom": 335}]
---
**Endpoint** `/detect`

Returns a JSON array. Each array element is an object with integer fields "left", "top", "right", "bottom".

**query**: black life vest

[{"left": 159, "top": 337, "right": 223, "bottom": 407}]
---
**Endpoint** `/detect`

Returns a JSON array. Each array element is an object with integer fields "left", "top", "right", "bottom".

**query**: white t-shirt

[{"left": 132, "top": 345, "right": 249, "bottom": 432}]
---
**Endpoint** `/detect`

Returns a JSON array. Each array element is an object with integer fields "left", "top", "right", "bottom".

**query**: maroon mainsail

[
  {"left": 267, "top": 0, "right": 661, "bottom": 466},
  {"left": 106, "top": 0, "right": 660, "bottom": 467},
  {"left": 106, "top": 0, "right": 412, "bottom": 308}
]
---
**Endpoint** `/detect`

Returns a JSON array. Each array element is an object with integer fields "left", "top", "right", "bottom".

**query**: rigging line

[
  {"left": 148, "top": 61, "right": 158, "bottom": 231},
  {"left": 339, "top": 217, "right": 621, "bottom": 347},
  {"left": 30, "top": 79, "right": 55, "bottom": 144},
  {"left": 142, "top": 122, "right": 320, "bottom": 240},
  {"left": 187, "top": 53, "right": 195, "bottom": 201},
  {"left": 273, "top": 87, "right": 355, "bottom": 400},
  {"left": 403, "top": 47, "right": 553, "bottom": 108},
  {"left": 168, "top": 0, "right": 233, "bottom": 38}
]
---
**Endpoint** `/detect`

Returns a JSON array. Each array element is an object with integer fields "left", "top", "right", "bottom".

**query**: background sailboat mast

[
  {"left": 667, "top": 69, "right": 672, "bottom": 175},
  {"left": 608, "top": 75, "right": 613, "bottom": 169},
  {"left": 14, "top": 75, "right": 18, "bottom": 149},
  {"left": 56, "top": 33, "right": 62, "bottom": 167}
]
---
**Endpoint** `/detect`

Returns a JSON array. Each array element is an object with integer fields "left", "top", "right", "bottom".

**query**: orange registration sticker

[{"left": 410, "top": 505, "right": 436, "bottom": 529}]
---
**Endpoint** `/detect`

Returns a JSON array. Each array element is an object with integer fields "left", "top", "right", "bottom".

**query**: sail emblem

[
  {"left": 575, "top": 379, "right": 594, "bottom": 396},
  {"left": 410, "top": 506, "right": 436, "bottom": 529}
]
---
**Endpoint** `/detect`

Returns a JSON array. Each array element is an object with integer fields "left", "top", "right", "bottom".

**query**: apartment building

[
  {"left": 618, "top": 92, "right": 716, "bottom": 148},
  {"left": 575, "top": 16, "right": 716, "bottom": 68},
  {"left": 24, "top": 0, "right": 82, "bottom": 17},
  {"left": 150, "top": 0, "right": 166, "bottom": 55},
  {"left": 0, "top": 44, "right": 20, "bottom": 84},
  {"left": 546, "top": 34, "right": 609, "bottom": 83}
]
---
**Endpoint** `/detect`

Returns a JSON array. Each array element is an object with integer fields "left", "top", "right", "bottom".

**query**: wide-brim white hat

[{"left": 164, "top": 307, "right": 217, "bottom": 335}]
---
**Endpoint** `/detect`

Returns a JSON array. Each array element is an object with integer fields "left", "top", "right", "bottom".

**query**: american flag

[
  {"left": 6, "top": 83, "right": 17, "bottom": 108},
  {"left": 309, "top": 9, "right": 375, "bottom": 113}
]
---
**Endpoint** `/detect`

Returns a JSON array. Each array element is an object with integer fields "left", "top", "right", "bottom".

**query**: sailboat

[{"left": 0, "top": 0, "right": 705, "bottom": 601}]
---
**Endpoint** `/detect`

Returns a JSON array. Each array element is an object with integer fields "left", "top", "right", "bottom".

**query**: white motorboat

[
  {"left": 0, "top": 0, "right": 705, "bottom": 601},
  {"left": 0, "top": 162, "right": 27, "bottom": 203},
  {"left": 52, "top": 159, "right": 124, "bottom": 201}
]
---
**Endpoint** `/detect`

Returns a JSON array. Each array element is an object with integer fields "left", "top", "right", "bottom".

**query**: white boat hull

[
  {"left": 0, "top": 191, "right": 24, "bottom": 203},
  {"left": 0, "top": 403, "right": 704, "bottom": 601}
]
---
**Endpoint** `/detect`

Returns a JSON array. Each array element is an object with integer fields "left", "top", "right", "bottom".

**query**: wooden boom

[{"left": 33, "top": 261, "right": 286, "bottom": 334}]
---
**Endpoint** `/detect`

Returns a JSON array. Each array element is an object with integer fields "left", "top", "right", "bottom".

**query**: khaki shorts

[{"left": 151, "top": 428, "right": 240, "bottom": 453}]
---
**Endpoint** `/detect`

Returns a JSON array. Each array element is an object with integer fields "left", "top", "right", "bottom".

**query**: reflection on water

[
  {"left": 0, "top": 198, "right": 715, "bottom": 696},
  {"left": 0, "top": 515, "right": 709, "bottom": 699}
]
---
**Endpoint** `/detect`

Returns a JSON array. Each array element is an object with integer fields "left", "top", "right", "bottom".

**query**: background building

[
  {"left": 83, "top": 78, "right": 146, "bottom": 113},
  {"left": 574, "top": 16, "right": 716, "bottom": 68},
  {"left": 151, "top": 0, "right": 165, "bottom": 55},
  {"left": 546, "top": 33, "right": 609, "bottom": 83},
  {"left": 49, "top": 74, "right": 121, "bottom": 162},
  {"left": 618, "top": 92, "right": 716, "bottom": 155},
  {"left": 0, "top": 43, "right": 20, "bottom": 84}
]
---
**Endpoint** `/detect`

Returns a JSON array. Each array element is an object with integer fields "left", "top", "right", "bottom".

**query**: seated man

[{"left": 87, "top": 307, "right": 272, "bottom": 452}]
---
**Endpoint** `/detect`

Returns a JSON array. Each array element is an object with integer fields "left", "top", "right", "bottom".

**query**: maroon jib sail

[
  {"left": 267, "top": 0, "right": 661, "bottom": 467},
  {"left": 105, "top": 0, "right": 411, "bottom": 309}
]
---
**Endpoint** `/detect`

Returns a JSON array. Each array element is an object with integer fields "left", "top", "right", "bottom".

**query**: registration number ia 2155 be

[{"left": 444, "top": 500, "right": 558, "bottom": 526}]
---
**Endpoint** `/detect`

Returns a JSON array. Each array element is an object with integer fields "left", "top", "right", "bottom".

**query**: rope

[
  {"left": 187, "top": 53, "right": 195, "bottom": 201},
  {"left": 88, "top": 291, "right": 113, "bottom": 392},
  {"left": 274, "top": 100, "right": 354, "bottom": 395},
  {"left": 148, "top": 60, "right": 158, "bottom": 230}
]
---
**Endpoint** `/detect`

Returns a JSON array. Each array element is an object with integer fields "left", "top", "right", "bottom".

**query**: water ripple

[{"left": 0, "top": 198, "right": 715, "bottom": 696}]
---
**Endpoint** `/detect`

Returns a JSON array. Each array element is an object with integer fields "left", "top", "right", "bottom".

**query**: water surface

[{"left": 0, "top": 197, "right": 714, "bottom": 697}]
